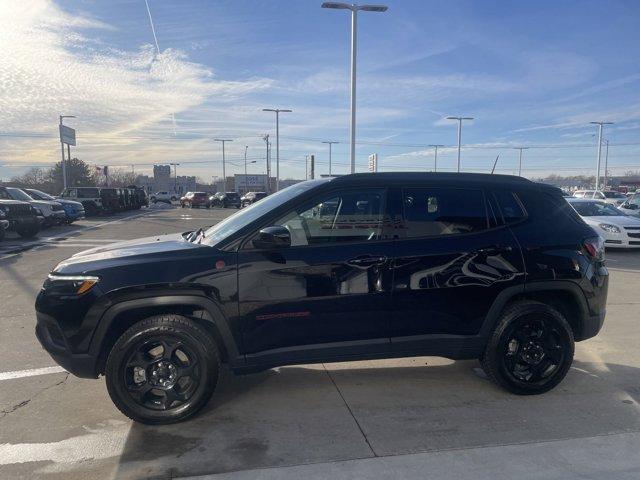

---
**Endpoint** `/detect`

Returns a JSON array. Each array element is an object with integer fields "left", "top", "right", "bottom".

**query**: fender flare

[
  {"left": 89, "top": 293, "right": 243, "bottom": 370},
  {"left": 479, "top": 280, "right": 589, "bottom": 338}
]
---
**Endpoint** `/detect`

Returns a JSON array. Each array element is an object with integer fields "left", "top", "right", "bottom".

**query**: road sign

[
  {"left": 59, "top": 125, "right": 76, "bottom": 146},
  {"left": 368, "top": 154, "right": 378, "bottom": 172}
]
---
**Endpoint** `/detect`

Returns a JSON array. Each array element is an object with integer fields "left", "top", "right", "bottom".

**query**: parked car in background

[
  {"left": 0, "top": 188, "right": 41, "bottom": 238},
  {"left": 5, "top": 187, "right": 66, "bottom": 227},
  {"left": 573, "top": 190, "right": 627, "bottom": 206},
  {"left": 181, "top": 192, "right": 211, "bottom": 209},
  {"left": 210, "top": 191, "right": 241, "bottom": 208},
  {"left": 36, "top": 173, "right": 608, "bottom": 424},
  {"left": 25, "top": 189, "right": 85, "bottom": 224},
  {"left": 150, "top": 191, "right": 178, "bottom": 204},
  {"left": 240, "top": 191, "right": 267, "bottom": 207},
  {"left": 618, "top": 193, "right": 640, "bottom": 217},
  {"left": 567, "top": 198, "right": 640, "bottom": 248},
  {"left": 60, "top": 187, "right": 105, "bottom": 216},
  {"left": 128, "top": 186, "right": 148, "bottom": 209},
  {"left": 99, "top": 188, "right": 120, "bottom": 213}
]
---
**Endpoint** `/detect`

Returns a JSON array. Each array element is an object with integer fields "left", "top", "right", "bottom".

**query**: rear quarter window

[{"left": 516, "top": 189, "right": 582, "bottom": 225}]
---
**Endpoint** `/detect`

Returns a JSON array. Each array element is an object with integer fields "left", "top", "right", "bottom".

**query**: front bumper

[
  {"left": 35, "top": 309, "right": 99, "bottom": 378},
  {"left": 6, "top": 215, "right": 40, "bottom": 232},
  {"left": 44, "top": 211, "right": 67, "bottom": 226},
  {"left": 601, "top": 229, "right": 640, "bottom": 248}
]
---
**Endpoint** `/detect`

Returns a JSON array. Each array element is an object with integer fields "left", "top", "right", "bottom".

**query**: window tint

[
  {"left": 276, "top": 188, "right": 386, "bottom": 246},
  {"left": 402, "top": 187, "right": 487, "bottom": 237},
  {"left": 77, "top": 188, "right": 99, "bottom": 198},
  {"left": 0, "top": 190, "right": 10, "bottom": 200},
  {"left": 494, "top": 191, "right": 526, "bottom": 224}
]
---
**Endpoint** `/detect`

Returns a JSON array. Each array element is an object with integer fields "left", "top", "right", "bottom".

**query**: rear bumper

[{"left": 581, "top": 309, "right": 606, "bottom": 341}]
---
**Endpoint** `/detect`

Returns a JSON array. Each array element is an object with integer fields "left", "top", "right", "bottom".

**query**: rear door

[{"left": 390, "top": 185, "right": 525, "bottom": 353}]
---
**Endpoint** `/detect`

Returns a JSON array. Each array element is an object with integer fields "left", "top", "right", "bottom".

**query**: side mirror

[{"left": 252, "top": 225, "right": 291, "bottom": 249}]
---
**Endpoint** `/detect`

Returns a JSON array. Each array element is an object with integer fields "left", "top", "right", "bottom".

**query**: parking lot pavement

[{"left": 1, "top": 210, "right": 640, "bottom": 480}]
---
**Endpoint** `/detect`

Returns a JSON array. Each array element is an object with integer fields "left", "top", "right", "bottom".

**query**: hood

[
  {"left": 55, "top": 198, "right": 83, "bottom": 208},
  {"left": 30, "top": 200, "right": 59, "bottom": 209},
  {"left": 54, "top": 232, "right": 205, "bottom": 272},
  {"left": 583, "top": 215, "right": 640, "bottom": 228},
  {"left": 0, "top": 199, "right": 31, "bottom": 206}
]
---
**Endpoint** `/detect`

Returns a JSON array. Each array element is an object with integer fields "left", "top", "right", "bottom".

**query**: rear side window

[
  {"left": 77, "top": 188, "right": 99, "bottom": 198},
  {"left": 402, "top": 187, "right": 488, "bottom": 237},
  {"left": 493, "top": 191, "right": 526, "bottom": 224},
  {"left": 517, "top": 189, "right": 582, "bottom": 224}
]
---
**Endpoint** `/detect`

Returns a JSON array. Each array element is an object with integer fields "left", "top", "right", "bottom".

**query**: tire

[
  {"left": 17, "top": 226, "right": 39, "bottom": 238},
  {"left": 181, "top": 203, "right": 185, "bottom": 208},
  {"left": 480, "top": 300, "right": 574, "bottom": 395},
  {"left": 105, "top": 314, "right": 219, "bottom": 424}
]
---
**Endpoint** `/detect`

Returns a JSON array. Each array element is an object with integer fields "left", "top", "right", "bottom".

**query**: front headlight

[
  {"left": 599, "top": 223, "right": 621, "bottom": 233},
  {"left": 44, "top": 275, "right": 100, "bottom": 295}
]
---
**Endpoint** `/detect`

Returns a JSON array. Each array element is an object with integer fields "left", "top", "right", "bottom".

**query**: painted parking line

[{"left": 0, "top": 366, "right": 66, "bottom": 381}]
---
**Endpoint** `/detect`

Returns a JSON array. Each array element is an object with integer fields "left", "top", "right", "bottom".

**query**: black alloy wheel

[
  {"left": 105, "top": 314, "right": 219, "bottom": 424},
  {"left": 481, "top": 301, "right": 574, "bottom": 395}
]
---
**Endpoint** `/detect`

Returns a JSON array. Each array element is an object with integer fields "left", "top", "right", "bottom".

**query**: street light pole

[
  {"left": 446, "top": 116, "right": 473, "bottom": 172},
  {"left": 603, "top": 139, "right": 610, "bottom": 190},
  {"left": 59, "top": 115, "right": 75, "bottom": 189},
  {"left": 322, "top": 141, "right": 339, "bottom": 175},
  {"left": 262, "top": 108, "right": 292, "bottom": 191},
  {"left": 263, "top": 135, "right": 270, "bottom": 193},
  {"left": 514, "top": 147, "right": 529, "bottom": 177},
  {"left": 244, "top": 146, "right": 249, "bottom": 192},
  {"left": 214, "top": 138, "right": 233, "bottom": 192},
  {"left": 590, "top": 121, "right": 614, "bottom": 191},
  {"left": 321, "top": 2, "right": 388, "bottom": 174},
  {"left": 170, "top": 163, "right": 179, "bottom": 193},
  {"left": 429, "top": 144, "right": 444, "bottom": 172}
]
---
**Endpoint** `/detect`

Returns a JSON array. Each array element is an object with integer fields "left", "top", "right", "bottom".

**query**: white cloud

[{"left": 0, "top": 0, "right": 272, "bottom": 168}]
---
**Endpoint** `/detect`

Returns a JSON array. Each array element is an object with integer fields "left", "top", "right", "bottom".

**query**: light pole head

[
  {"left": 321, "top": 2, "right": 352, "bottom": 10},
  {"left": 214, "top": 138, "right": 233, "bottom": 143},
  {"left": 358, "top": 5, "right": 388, "bottom": 12}
]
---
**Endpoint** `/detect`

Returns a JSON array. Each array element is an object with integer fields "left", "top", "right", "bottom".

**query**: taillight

[{"left": 583, "top": 236, "right": 604, "bottom": 261}]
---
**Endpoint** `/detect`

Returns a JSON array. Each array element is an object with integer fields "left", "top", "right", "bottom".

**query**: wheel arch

[
  {"left": 482, "top": 281, "right": 589, "bottom": 341},
  {"left": 91, "top": 293, "right": 242, "bottom": 376}
]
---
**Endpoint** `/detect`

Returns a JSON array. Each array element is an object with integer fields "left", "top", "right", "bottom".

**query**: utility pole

[
  {"left": 322, "top": 141, "right": 339, "bottom": 176},
  {"left": 262, "top": 108, "right": 292, "bottom": 191},
  {"left": 590, "top": 121, "right": 614, "bottom": 191},
  {"left": 514, "top": 147, "right": 529, "bottom": 177},
  {"left": 214, "top": 138, "right": 233, "bottom": 192},
  {"left": 429, "top": 144, "right": 444, "bottom": 172},
  {"left": 603, "top": 139, "right": 610, "bottom": 190},
  {"left": 322, "top": 3, "right": 388, "bottom": 173},
  {"left": 446, "top": 116, "right": 474, "bottom": 172},
  {"left": 305, "top": 155, "right": 309, "bottom": 180},
  {"left": 310, "top": 155, "right": 315, "bottom": 180},
  {"left": 170, "top": 163, "right": 179, "bottom": 193}
]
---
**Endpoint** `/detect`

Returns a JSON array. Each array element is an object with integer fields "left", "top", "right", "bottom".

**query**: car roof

[{"left": 329, "top": 172, "right": 531, "bottom": 185}]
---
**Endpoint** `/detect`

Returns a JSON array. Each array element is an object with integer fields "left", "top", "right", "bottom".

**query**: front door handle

[{"left": 347, "top": 255, "right": 388, "bottom": 267}]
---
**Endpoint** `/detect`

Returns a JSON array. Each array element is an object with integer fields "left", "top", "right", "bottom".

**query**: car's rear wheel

[
  {"left": 105, "top": 314, "right": 219, "bottom": 424},
  {"left": 481, "top": 301, "right": 574, "bottom": 395}
]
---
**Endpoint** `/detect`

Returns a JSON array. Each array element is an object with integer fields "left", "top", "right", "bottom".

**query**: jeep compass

[{"left": 36, "top": 173, "right": 608, "bottom": 424}]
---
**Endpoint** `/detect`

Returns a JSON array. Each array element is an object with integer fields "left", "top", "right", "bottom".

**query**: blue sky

[{"left": 1, "top": 0, "right": 639, "bottom": 181}]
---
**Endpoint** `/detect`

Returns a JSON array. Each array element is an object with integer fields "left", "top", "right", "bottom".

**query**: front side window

[
  {"left": 274, "top": 188, "right": 386, "bottom": 247},
  {"left": 78, "top": 188, "right": 99, "bottom": 198},
  {"left": 402, "top": 187, "right": 488, "bottom": 237}
]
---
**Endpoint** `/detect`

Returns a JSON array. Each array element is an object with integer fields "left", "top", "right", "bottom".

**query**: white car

[
  {"left": 618, "top": 193, "right": 640, "bottom": 218},
  {"left": 572, "top": 190, "right": 627, "bottom": 206},
  {"left": 6, "top": 187, "right": 67, "bottom": 227},
  {"left": 150, "top": 191, "right": 178, "bottom": 204},
  {"left": 567, "top": 198, "right": 640, "bottom": 249}
]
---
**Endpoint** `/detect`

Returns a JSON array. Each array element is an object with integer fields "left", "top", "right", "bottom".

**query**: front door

[
  {"left": 390, "top": 185, "right": 525, "bottom": 353},
  {"left": 237, "top": 186, "right": 395, "bottom": 365}
]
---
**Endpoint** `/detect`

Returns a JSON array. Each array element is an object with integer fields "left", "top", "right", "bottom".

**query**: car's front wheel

[
  {"left": 481, "top": 301, "right": 574, "bottom": 395},
  {"left": 105, "top": 314, "right": 219, "bottom": 424},
  {"left": 17, "top": 226, "right": 38, "bottom": 238}
]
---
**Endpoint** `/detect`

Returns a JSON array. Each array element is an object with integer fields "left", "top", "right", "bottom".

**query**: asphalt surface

[{"left": 1, "top": 206, "right": 639, "bottom": 480}]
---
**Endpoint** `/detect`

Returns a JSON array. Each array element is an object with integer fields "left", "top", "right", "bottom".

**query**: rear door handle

[{"left": 347, "top": 255, "right": 388, "bottom": 267}]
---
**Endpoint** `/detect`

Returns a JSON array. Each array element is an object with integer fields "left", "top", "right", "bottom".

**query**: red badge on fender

[{"left": 215, "top": 260, "right": 226, "bottom": 270}]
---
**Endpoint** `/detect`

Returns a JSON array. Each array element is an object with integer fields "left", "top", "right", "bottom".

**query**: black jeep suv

[{"left": 36, "top": 173, "right": 608, "bottom": 424}]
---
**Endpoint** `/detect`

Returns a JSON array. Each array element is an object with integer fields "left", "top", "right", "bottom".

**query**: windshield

[
  {"left": 569, "top": 200, "right": 626, "bottom": 217},
  {"left": 7, "top": 187, "right": 34, "bottom": 202},
  {"left": 27, "top": 189, "right": 54, "bottom": 201},
  {"left": 203, "top": 180, "right": 327, "bottom": 245}
]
